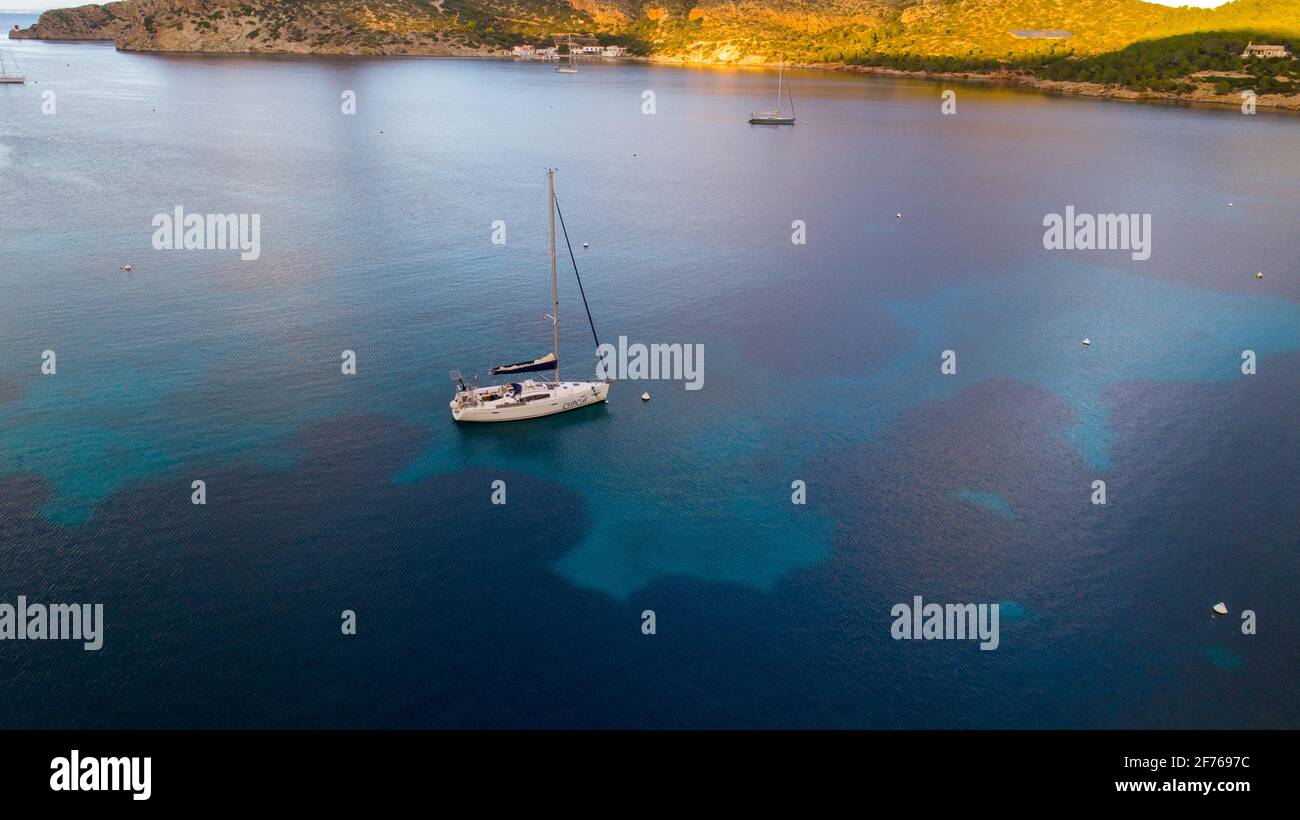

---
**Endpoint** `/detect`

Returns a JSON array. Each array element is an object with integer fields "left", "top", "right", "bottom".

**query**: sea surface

[{"left": 1, "top": 35, "right": 1297, "bottom": 728}]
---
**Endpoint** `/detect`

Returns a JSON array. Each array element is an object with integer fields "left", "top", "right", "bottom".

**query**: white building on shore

[
  {"left": 1241, "top": 42, "right": 1292, "bottom": 59},
  {"left": 512, "top": 45, "right": 558, "bottom": 60},
  {"left": 514, "top": 40, "right": 626, "bottom": 60}
]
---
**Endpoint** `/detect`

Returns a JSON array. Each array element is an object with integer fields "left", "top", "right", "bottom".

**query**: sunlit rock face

[
  {"left": 14, "top": 0, "right": 1294, "bottom": 63},
  {"left": 9, "top": 1, "right": 137, "bottom": 41}
]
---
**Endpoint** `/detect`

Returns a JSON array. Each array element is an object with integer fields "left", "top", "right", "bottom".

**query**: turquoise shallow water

[
  {"left": 954, "top": 490, "right": 1017, "bottom": 520},
  {"left": 0, "top": 37, "right": 1297, "bottom": 728}
]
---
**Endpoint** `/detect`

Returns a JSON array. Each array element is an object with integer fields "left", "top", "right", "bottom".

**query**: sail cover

[{"left": 490, "top": 352, "right": 557, "bottom": 376}]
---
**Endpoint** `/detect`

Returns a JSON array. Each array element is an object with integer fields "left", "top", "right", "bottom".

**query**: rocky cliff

[
  {"left": 9, "top": 0, "right": 1300, "bottom": 66},
  {"left": 11, "top": 2, "right": 137, "bottom": 41}
]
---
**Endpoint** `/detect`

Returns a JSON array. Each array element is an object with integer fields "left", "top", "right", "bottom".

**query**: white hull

[{"left": 452, "top": 379, "right": 609, "bottom": 422}]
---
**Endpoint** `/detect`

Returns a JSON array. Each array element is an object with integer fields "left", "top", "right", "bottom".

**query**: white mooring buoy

[
  {"left": 1082, "top": 338, "right": 1091, "bottom": 347},
  {"left": 582, "top": 242, "right": 589, "bottom": 249},
  {"left": 641, "top": 392, "right": 650, "bottom": 401},
  {"left": 1256, "top": 271, "right": 1264, "bottom": 280},
  {"left": 1212, "top": 602, "right": 1228, "bottom": 617}
]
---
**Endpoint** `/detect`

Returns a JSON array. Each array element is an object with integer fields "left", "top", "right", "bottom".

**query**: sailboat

[
  {"left": 0, "top": 45, "right": 25, "bottom": 84},
  {"left": 556, "top": 35, "right": 578, "bottom": 74},
  {"left": 749, "top": 56, "right": 795, "bottom": 125},
  {"left": 449, "top": 170, "right": 611, "bottom": 423}
]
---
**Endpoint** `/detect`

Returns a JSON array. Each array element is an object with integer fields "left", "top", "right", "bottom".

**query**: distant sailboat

[
  {"left": 0, "top": 45, "right": 26, "bottom": 84},
  {"left": 749, "top": 56, "right": 795, "bottom": 125},
  {"left": 556, "top": 35, "right": 578, "bottom": 74},
  {"left": 449, "top": 170, "right": 610, "bottom": 422}
]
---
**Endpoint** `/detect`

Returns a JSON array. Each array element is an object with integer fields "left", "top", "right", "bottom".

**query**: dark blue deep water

[{"left": 1, "top": 36, "right": 1297, "bottom": 728}]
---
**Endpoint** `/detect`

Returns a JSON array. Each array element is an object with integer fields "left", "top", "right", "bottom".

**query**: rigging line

[{"left": 552, "top": 193, "right": 601, "bottom": 350}]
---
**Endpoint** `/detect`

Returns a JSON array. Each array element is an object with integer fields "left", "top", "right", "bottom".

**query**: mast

[
  {"left": 549, "top": 169, "right": 559, "bottom": 383},
  {"left": 787, "top": 60, "right": 795, "bottom": 119},
  {"left": 776, "top": 55, "right": 783, "bottom": 113}
]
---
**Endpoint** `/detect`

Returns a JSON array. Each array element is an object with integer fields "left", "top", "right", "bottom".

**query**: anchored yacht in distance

[
  {"left": 0, "top": 46, "right": 26, "bottom": 84},
  {"left": 749, "top": 56, "right": 795, "bottom": 125}
]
